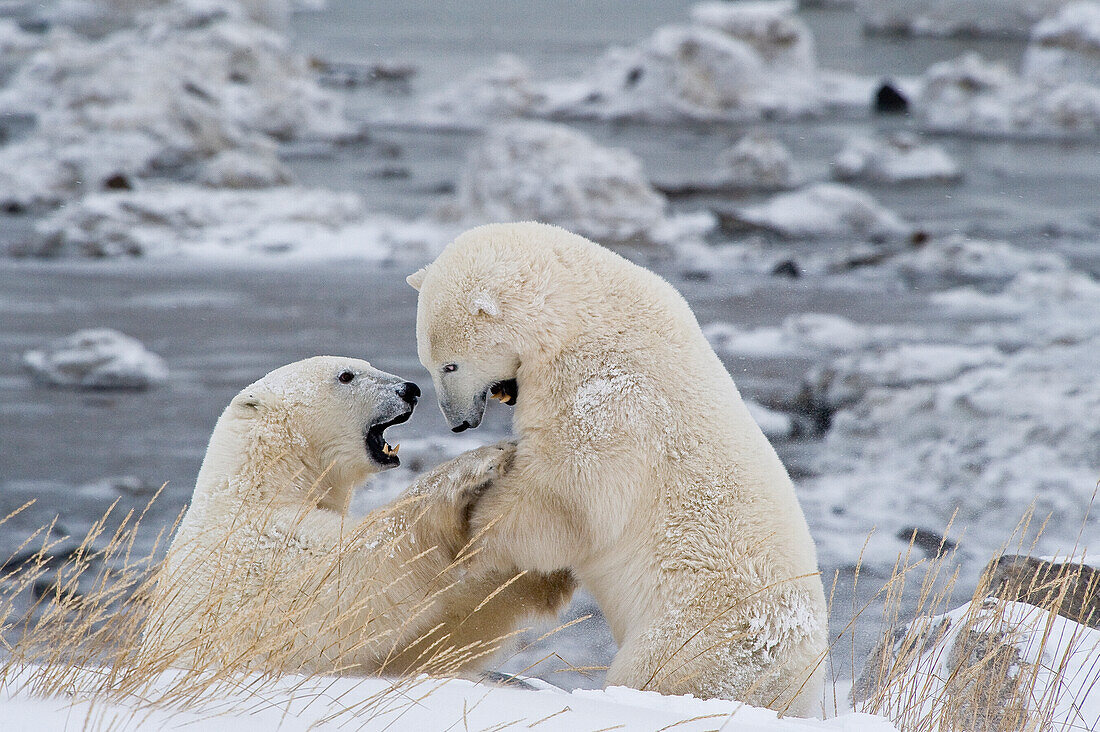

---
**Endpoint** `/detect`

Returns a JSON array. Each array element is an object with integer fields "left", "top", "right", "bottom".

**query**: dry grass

[
  {"left": 0, "top": 487, "right": 577, "bottom": 729},
  {"left": 832, "top": 496, "right": 1100, "bottom": 732},
  {"left": 2, "top": 482, "right": 1097, "bottom": 731}
]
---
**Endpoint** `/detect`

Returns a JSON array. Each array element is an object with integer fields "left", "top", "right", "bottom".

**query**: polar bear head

[
  {"left": 217, "top": 357, "right": 420, "bottom": 503},
  {"left": 407, "top": 222, "right": 594, "bottom": 431}
]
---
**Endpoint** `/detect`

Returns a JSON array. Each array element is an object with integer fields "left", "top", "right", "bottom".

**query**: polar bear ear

[
  {"left": 406, "top": 266, "right": 429, "bottom": 292},
  {"left": 469, "top": 290, "right": 500, "bottom": 318},
  {"left": 232, "top": 390, "right": 267, "bottom": 413}
]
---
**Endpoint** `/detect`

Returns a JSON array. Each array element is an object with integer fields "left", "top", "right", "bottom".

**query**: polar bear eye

[
  {"left": 337, "top": 370, "right": 355, "bottom": 384},
  {"left": 442, "top": 363, "right": 458, "bottom": 373}
]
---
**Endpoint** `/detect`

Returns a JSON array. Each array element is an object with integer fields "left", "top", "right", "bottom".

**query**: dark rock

[
  {"left": 983, "top": 555, "right": 1100, "bottom": 629},
  {"left": 771, "top": 259, "right": 801, "bottom": 278},
  {"left": 897, "top": 527, "right": 957, "bottom": 558},
  {"left": 102, "top": 173, "right": 133, "bottom": 191},
  {"left": 874, "top": 82, "right": 909, "bottom": 115}
]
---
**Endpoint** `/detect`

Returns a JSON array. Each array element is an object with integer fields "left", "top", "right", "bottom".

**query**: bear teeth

[{"left": 381, "top": 442, "right": 400, "bottom": 456}]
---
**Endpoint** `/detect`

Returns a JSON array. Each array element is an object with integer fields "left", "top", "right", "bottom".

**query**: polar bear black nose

[{"left": 397, "top": 382, "right": 420, "bottom": 405}]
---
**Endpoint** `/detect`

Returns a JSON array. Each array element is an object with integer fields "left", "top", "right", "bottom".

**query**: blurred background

[{"left": 1, "top": 0, "right": 1098, "bottom": 690}]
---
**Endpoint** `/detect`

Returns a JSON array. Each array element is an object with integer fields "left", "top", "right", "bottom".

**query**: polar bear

[
  {"left": 141, "top": 355, "right": 572, "bottom": 677},
  {"left": 407, "top": 223, "right": 828, "bottom": 714}
]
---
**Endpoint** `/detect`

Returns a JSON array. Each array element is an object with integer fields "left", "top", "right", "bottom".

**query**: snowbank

[
  {"left": 442, "top": 121, "right": 711, "bottom": 245},
  {"left": 858, "top": 0, "right": 1073, "bottom": 38},
  {"left": 918, "top": 5, "right": 1100, "bottom": 138},
  {"left": 0, "top": 668, "right": 900, "bottom": 731},
  {"left": 721, "top": 183, "right": 911, "bottom": 240},
  {"left": 888, "top": 235, "right": 1068, "bottom": 290},
  {"left": 852, "top": 600, "right": 1099, "bottom": 731},
  {"left": 0, "top": 0, "right": 352, "bottom": 208},
  {"left": 29, "top": 185, "right": 451, "bottom": 260},
  {"left": 832, "top": 133, "right": 961, "bottom": 184},
  {"left": 23, "top": 328, "right": 167, "bottom": 389}
]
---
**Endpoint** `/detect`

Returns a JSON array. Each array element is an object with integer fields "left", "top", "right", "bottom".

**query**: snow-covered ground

[{"left": 0, "top": 670, "right": 899, "bottom": 731}]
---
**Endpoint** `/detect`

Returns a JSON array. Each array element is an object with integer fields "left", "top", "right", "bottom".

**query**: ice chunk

[
  {"left": 23, "top": 328, "right": 168, "bottom": 389},
  {"left": 661, "top": 132, "right": 801, "bottom": 193},
  {"left": 1023, "top": 1, "right": 1100, "bottom": 86},
  {"left": 724, "top": 183, "right": 910, "bottom": 240},
  {"left": 919, "top": 49, "right": 1100, "bottom": 138},
  {"left": 832, "top": 133, "right": 961, "bottom": 184},
  {"left": 858, "top": 0, "right": 1074, "bottom": 39},
  {"left": 443, "top": 121, "right": 679, "bottom": 245}
]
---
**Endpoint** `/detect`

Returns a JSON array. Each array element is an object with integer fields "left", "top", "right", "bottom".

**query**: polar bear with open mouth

[{"left": 141, "top": 355, "right": 573, "bottom": 677}]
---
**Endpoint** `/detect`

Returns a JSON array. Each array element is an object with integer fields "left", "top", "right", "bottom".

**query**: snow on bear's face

[
  {"left": 407, "top": 262, "right": 521, "bottom": 433},
  {"left": 232, "top": 356, "right": 420, "bottom": 471}
]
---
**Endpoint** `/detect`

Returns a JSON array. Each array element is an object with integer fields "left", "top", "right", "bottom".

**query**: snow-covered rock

[
  {"left": 663, "top": 132, "right": 801, "bottom": 193},
  {"left": 859, "top": 0, "right": 1074, "bottom": 39},
  {"left": 852, "top": 600, "right": 1099, "bottom": 731},
  {"left": 723, "top": 183, "right": 910, "bottom": 240},
  {"left": 443, "top": 121, "right": 687, "bottom": 245},
  {"left": 0, "top": 0, "right": 352, "bottom": 208},
  {"left": 409, "top": 54, "right": 543, "bottom": 129},
  {"left": 545, "top": 1, "right": 828, "bottom": 122},
  {"left": 409, "top": 1, "right": 869, "bottom": 128},
  {"left": 29, "top": 185, "right": 450, "bottom": 259},
  {"left": 832, "top": 133, "right": 961, "bottom": 184},
  {"left": 23, "top": 328, "right": 168, "bottom": 389},
  {"left": 1023, "top": 1, "right": 1100, "bottom": 87},
  {"left": 918, "top": 8, "right": 1100, "bottom": 140}
]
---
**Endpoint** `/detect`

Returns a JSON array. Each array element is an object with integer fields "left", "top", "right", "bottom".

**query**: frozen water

[
  {"left": 832, "top": 133, "right": 961, "bottom": 184},
  {"left": 23, "top": 328, "right": 168, "bottom": 389},
  {"left": 29, "top": 185, "right": 451, "bottom": 260},
  {"left": 725, "top": 183, "right": 911, "bottom": 240},
  {"left": 442, "top": 121, "right": 702, "bottom": 245}
]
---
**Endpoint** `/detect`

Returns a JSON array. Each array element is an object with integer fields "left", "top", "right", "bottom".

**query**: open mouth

[
  {"left": 489, "top": 379, "right": 518, "bottom": 406},
  {"left": 365, "top": 409, "right": 412, "bottom": 467}
]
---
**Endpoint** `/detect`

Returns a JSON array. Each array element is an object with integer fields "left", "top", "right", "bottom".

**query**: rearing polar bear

[{"left": 408, "top": 222, "right": 827, "bottom": 714}]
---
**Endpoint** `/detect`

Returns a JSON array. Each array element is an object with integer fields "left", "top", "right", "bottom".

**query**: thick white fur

[
  {"left": 410, "top": 223, "right": 828, "bottom": 713},
  {"left": 141, "top": 356, "right": 572, "bottom": 676}
]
